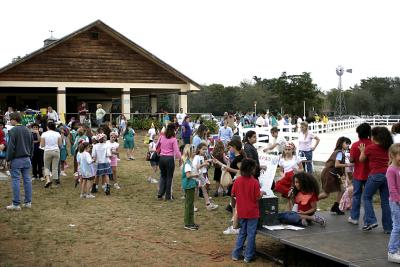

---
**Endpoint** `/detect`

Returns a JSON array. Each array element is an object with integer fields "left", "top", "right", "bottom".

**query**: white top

[
  {"left": 96, "top": 108, "right": 106, "bottom": 120},
  {"left": 256, "top": 116, "right": 265, "bottom": 126},
  {"left": 393, "top": 134, "right": 400, "bottom": 144},
  {"left": 298, "top": 131, "right": 315, "bottom": 151},
  {"left": 176, "top": 112, "right": 186, "bottom": 125},
  {"left": 41, "top": 130, "right": 61, "bottom": 151},
  {"left": 279, "top": 157, "right": 301, "bottom": 173},
  {"left": 269, "top": 135, "right": 287, "bottom": 153},
  {"left": 106, "top": 141, "right": 119, "bottom": 160},
  {"left": 184, "top": 162, "right": 193, "bottom": 173},
  {"left": 47, "top": 111, "right": 59, "bottom": 122},
  {"left": 192, "top": 155, "right": 207, "bottom": 174},
  {"left": 92, "top": 143, "right": 111, "bottom": 164},
  {"left": 148, "top": 128, "right": 156, "bottom": 140},
  {"left": 278, "top": 119, "right": 285, "bottom": 129},
  {"left": 78, "top": 151, "right": 95, "bottom": 178}
]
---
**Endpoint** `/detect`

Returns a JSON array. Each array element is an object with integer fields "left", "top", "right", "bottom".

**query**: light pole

[
  {"left": 254, "top": 101, "right": 257, "bottom": 114},
  {"left": 335, "top": 65, "right": 352, "bottom": 117}
]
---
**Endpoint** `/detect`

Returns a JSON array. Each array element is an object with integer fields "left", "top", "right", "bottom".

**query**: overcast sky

[{"left": 1, "top": 0, "right": 399, "bottom": 91}]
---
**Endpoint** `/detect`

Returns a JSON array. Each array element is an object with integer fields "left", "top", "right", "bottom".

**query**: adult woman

[
  {"left": 193, "top": 124, "right": 208, "bottom": 148},
  {"left": 157, "top": 123, "right": 181, "bottom": 201},
  {"left": 40, "top": 121, "right": 62, "bottom": 188},
  {"left": 46, "top": 106, "right": 59, "bottom": 122},
  {"left": 298, "top": 121, "right": 320, "bottom": 173},
  {"left": 95, "top": 104, "right": 106, "bottom": 127},
  {"left": 243, "top": 130, "right": 260, "bottom": 179},
  {"left": 181, "top": 116, "right": 192, "bottom": 145},
  {"left": 78, "top": 102, "right": 88, "bottom": 124}
]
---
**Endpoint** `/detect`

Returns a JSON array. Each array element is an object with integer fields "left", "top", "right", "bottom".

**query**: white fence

[
  {"left": 363, "top": 117, "right": 400, "bottom": 126},
  {"left": 238, "top": 119, "right": 365, "bottom": 146}
]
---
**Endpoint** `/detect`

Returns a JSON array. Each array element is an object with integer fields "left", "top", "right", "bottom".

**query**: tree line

[{"left": 187, "top": 74, "right": 400, "bottom": 116}]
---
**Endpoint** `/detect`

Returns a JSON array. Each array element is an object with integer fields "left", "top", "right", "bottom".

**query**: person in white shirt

[
  {"left": 147, "top": 123, "right": 157, "bottom": 141},
  {"left": 176, "top": 108, "right": 186, "bottom": 126},
  {"left": 92, "top": 133, "right": 112, "bottom": 195},
  {"left": 263, "top": 127, "right": 287, "bottom": 154},
  {"left": 392, "top": 123, "right": 400, "bottom": 143},
  {"left": 256, "top": 113, "right": 266, "bottom": 127},
  {"left": 95, "top": 104, "right": 106, "bottom": 126},
  {"left": 46, "top": 106, "right": 59, "bottom": 122},
  {"left": 40, "top": 121, "right": 61, "bottom": 187},
  {"left": 298, "top": 121, "right": 320, "bottom": 173}
]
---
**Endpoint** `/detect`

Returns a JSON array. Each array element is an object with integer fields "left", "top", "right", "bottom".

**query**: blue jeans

[
  {"left": 363, "top": 173, "right": 392, "bottom": 231},
  {"left": 10, "top": 157, "right": 32, "bottom": 206},
  {"left": 278, "top": 211, "right": 302, "bottom": 225},
  {"left": 350, "top": 179, "right": 367, "bottom": 220},
  {"left": 388, "top": 201, "right": 400, "bottom": 253},
  {"left": 299, "top": 150, "right": 313, "bottom": 173},
  {"left": 232, "top": 218, "right": 258, "bottom": 261}
]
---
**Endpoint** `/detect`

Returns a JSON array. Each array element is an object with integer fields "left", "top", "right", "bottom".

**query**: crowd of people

[{"left": 1, "top": 105, "right": 400, "bottom": 264}]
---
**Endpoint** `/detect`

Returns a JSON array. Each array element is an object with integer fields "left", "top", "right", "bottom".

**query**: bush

[
  {"left": 202, "top": 119, "right": 219, "bottom": 134},
  {"left": 128, "top": 117, "right": 162, "bottom": 130}
]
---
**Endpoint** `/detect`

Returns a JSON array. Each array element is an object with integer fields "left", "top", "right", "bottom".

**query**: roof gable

[{"left": 0, "top": 20, "right": 201, "bottom": 89}]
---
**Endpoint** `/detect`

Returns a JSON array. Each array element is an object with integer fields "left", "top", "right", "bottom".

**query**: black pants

[
  {"left": 158, "top": 156, "right": 175, "bottom": 199},
  {"left": 31, "top": 149, "right": 44, "bottom": 178}
]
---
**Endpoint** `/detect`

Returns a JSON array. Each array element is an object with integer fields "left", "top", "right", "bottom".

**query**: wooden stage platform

[{"left": 258, "top": 211, "right": 397, "bottom": 266}]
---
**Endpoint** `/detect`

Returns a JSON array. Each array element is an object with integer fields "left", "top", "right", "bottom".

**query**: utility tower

[{"left": 335, "top": 66, "right": 352, "bottom": 117}]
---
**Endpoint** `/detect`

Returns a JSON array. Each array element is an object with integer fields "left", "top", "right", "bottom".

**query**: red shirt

[
  {"left": 231, "top": 176, "right": 261, "bottom": 219},
  {"left": 350, "top": 138, "right": 372, "bottom": 180},
  {"left": 364, "top": 143, "right": 389, "bottom": 175},
  {"left": 0, "top": 129, "right": 5, "bottom": 145},
  {"left": 294, "top": 192, "right": 318, "bottom": 213}
]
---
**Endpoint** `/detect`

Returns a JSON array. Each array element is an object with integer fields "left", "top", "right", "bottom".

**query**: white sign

[{"left": 258, "top": 151, "right": 280, "bottom": 197}]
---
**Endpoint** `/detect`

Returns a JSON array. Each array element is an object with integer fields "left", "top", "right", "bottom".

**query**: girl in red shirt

[
  {"left": 278, "top": 172, "right": 326, "bottom": 227},
  {"left": 359, "top": 126, "right": 393, "bottom": 232}
]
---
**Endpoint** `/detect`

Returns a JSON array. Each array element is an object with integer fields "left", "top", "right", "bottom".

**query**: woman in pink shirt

[{"left": 157, "top": 123, "right": 181, "bottom": 201}]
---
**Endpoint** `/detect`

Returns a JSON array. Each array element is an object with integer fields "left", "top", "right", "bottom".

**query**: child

[
  {"left": 348, "top": 123, "right": 372, "bottom": 225},
  {"left": 31, "top": 123, "right": 44, "bottom": 180},
  {"left": 278, "top": 172, "right": 326, "bottom": 227},
  {"left": 107, "top": 132, "right": 120, "bottom": 189},
  {"left": 359, "top": 126, "right": 393, "bottom": 232},
  {"left": 231, "top": 158, "right": 265, "bottom": 263},
  {"left": 92, "top": 133, "right": 112, "bottom": 195},
  {"left": 147, "top": 135, "right": 159, "bottom": 184},
  {"left": 59, "top": 126, "right": 68, "bottom": 177},
  {"left": 123, "top": 122, "right": 135, "bottom": 160},
  {"left": 77, "top": 142, "right": 96, "bottom": 199},
  {"left": 275, "top": 143, "right": 303, "bottom": 202},
  {"left": 193, "top": 143, "right": 218, "bottom": 211},
  {"left": 319, "top": 137, "right": 353, "bottom": 215},
  {"left": 181, "top": 145, "right": 200, "bottom": 230},
  {"left": 386, "top": 144, "right": 400, "bottom": 263},
  {"left": 212, "top": 140, "right": 228, "bottom": 197}
]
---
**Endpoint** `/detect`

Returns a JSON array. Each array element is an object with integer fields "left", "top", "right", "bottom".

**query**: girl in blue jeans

[
  {"left": 278, "top": 172, "right": 326, "bottom": 227},
  {"left": 359, "top": 126, "right": 393, "bottom": 232},
  {"left": 386, "top": 144, "right": 400, "bottom": 263}
]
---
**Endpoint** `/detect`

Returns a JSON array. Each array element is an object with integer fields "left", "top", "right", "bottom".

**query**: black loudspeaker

[{"left": 258, "top": 197, "right": 279, "bottom": 227}]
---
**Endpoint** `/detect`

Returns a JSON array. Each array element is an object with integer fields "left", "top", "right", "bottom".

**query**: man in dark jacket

[{"left": 6, "top": 112, "right": 33, "bottom": 210}]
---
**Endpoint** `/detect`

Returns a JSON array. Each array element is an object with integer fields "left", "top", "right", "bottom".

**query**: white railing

[
  {"left": 363, "top": 117, "right": 400, "bottom": 126},
  {"left": 238, "top": 118, "right": 366, "bottom": 145}
]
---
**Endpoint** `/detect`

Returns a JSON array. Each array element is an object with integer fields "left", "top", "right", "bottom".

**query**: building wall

[{"left": 0, "top": 26, "right": 186, "bottom": 84}]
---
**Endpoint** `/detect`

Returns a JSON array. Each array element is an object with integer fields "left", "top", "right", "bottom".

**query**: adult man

[
  {"left": 255, "top": 113, "right": 266, "bottom": 127},
  {"left": 78, "top": 102, "right": 88, "bottom": 124},
  {"left": 176, "top": 108, "right": 186, "bottom": 126},
  {"left": 218, "top": 120, "right": 233, "bottom": 146},
  {"left": 263, "top": 127, "right": 286, "bottom": 154},
  {"left": 6, "top": 112, "right": 33, "bottom": 210}
]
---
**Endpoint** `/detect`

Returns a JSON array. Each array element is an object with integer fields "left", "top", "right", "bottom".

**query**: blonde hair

[
  {"left": 389, "top": 143, "right": 400, "bottom": 165},
  {"left": 97, "top": 104, "right": 102, "bottom": 109},
  {"left": 181, "top": 144, "right": 193, "bottom": 162}
]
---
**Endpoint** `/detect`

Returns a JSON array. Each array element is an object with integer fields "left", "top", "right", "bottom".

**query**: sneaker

[
  {"left": 6, "top": 204, "right": 21, "bottom": 211},
  {"left": 114, "top": 183, "right": 121, "bottom": 189},
  {"left": 60, "top": 171, "right": 67, "bottom": 176},
  {"left": 314, "top": 214, "right": 326, "bottom": 227},
  {"left": 362, "top": 223, "right": 378, "bottom": 231},
  {"left": 80, "top": 193, "right": 86, "bottom": 199},
  {"left": 206, "top": 203, "right": 218, "bottom": 211},
  {"left": 244, "top": 258, "right": 254, "bottom": 263},
  {"left": 105, "top": 184, "right": 111, "bottom": 195},
  {"left": 194, "top": 206, "right": 198, "bottom": 212},
  {"left": 223, "top": 226, "right": 240, "bottom": 235},
  {"left": 86, "top": 194, "right": 96, "bottom": 199},
  {"left": 184, "top": 225, "right": 198, "bottom": 231},
  {"left": 348, "top": 217, "right": 358, "bottom": 225},
  {"left": 91, "top": 184, "right": 98, "bottom": 193},
  {"left": 180, "top": 195, "right": 186, "bottom": 200},
  {"left": 130, "top": 157, "right": 136, "bottom": 160},
  {"left": 102, "top": 184, "right": 107, "bottom": 191},
  {"left": 192, "top": 224, "right": 200, "bottom": 229},
  {"left": 388, "top": 252, "right": 400, "bottom": 263},
  {"left": 150, "top": 178, "right": 158, "bottom": 184},
  {"left": 232, "top": 256, "right": 239, "bottom": 261},
  {"left": 22, "top": 202, "right": 32, "bottom": 209},
  {"left": 147, "top": 176, "right": 152, "bottom": 183},
  {"left": 6, "top": 170, "right": 10, "bottom": 176}
]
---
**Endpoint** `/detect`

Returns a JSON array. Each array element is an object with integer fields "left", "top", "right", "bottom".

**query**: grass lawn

[{"left": 0, "top": 132, "right": 346, "bottom": 266}]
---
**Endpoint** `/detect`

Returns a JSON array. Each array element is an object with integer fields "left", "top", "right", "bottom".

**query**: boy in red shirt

[
  {"left": 348, "top": 123, "right": 372, "bottom": 225},
  {"left": 231, "top": 158, "right": 265, "bottom": 263}
]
